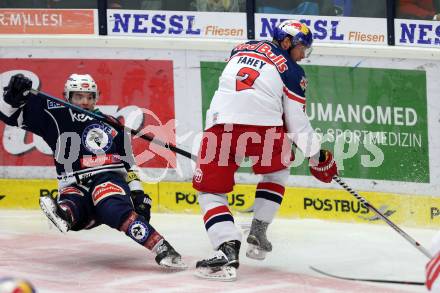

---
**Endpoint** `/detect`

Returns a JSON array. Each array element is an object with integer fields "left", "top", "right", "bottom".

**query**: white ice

[{"left": 0, "top": 210, "right": 435, "bottom": 293}]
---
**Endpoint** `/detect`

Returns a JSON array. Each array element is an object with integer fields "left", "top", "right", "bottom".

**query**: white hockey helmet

[
  {"left": 273, "top": 19, "right": 313, "bottom": 57},
  {"left": 63, "top": 74, "right": 99, "bottom": 102}
]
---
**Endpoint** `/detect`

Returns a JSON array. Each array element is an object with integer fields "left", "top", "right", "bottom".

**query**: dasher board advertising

[
  {"left": 0, "top": 9, "right": 97, "bottom": 34},
  {"left": 107, "top": 10, "right": 247, "bottom": 39},
  {"left": 255, "top": 14, "right": 387, "bottom": 45},
  {"left": 395, "top": 19, "right": 440, "bottom": 47}
]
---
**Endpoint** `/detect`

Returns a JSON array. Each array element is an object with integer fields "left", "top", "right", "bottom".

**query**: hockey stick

[
  {"left": 310, "top": 266, "right": 424, "bottom": 286},
  {"left": 333, "top": 175, "right": 433, "bottom": 259},
  {"left": 29, "top": 89, "right": 197, "bottom": 161}
]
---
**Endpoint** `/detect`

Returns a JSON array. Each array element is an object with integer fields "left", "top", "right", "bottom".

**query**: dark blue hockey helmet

[{"left": 273, "top": 20, "right": 313, "bottom": 56}]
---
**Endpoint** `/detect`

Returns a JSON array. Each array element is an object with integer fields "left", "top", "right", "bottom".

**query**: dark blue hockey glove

[
  {"left": 3, "top": 74, "right": 32, "bottom": 107},
  {"left": 131, "top": 190, "right": 152, "bottom": 222}
]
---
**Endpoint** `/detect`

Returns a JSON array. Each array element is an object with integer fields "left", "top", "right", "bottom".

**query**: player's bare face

[{"left": 71, "top": 92, "right": 96, "bottom": 111}]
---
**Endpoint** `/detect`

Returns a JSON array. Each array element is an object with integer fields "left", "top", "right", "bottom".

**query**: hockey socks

[
  {"left": 119, "top": 211, "right": 187, "bottom": 269},
  {"left": 119, "top": 211, "right": 162, "bottom": 249}
]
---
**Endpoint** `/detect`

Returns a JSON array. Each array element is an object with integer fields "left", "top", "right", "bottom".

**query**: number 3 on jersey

[{"left": 236, "top": 67, "right": 260, "bottom": 91}]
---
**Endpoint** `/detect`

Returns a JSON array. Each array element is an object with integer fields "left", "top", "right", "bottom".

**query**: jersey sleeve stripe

[{"left": 283, "top": 86, "right": 306, "bottom": 104}]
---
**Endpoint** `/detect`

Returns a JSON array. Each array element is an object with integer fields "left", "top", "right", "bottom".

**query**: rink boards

[{"left": 0, "top": 179, "right": 439, "bottom": 228}]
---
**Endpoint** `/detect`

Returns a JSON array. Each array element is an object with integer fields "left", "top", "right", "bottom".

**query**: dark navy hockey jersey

[{"left": 0, "top": 93, "right": 135, "bottom": 187}]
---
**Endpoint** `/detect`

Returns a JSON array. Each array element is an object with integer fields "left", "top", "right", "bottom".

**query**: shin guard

[{"left": 119, "top": 211, "right": 163, "bottom": 250}]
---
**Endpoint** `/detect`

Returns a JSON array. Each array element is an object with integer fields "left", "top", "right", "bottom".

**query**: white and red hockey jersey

[{"left": 206, "top": 40, "right": 320, "bottom": 157}]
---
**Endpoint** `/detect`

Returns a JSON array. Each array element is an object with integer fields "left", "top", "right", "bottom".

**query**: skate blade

[
  {"left": 39, "top": 197, "right": 69, "bottom": 233},
  {"left": 194, "top": 266, "right": 237, "bottom": 281},
  {"left": 246, "top": 244, "right": 267, "bottom": 260},
  {"left": 158, "top": 256, "right": 188, "bottom": 270}
]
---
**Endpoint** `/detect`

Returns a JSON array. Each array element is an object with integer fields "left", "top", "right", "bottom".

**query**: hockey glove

[
  {"left": 3, "top": 74, "right": 32, "bottom": 107},
  {"left": 309, "top": 149, "right": 338, "bottom": 183},
  {"left": 130, "top": 190, "right": 152, "bottom": 222}
]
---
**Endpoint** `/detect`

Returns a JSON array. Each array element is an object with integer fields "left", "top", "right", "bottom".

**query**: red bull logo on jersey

[
  {"left": 234, "top": 41, "right": 288, "bottom": 73},
  {"left": 255, "top": 44, "right": 288, "bottom": 73}
]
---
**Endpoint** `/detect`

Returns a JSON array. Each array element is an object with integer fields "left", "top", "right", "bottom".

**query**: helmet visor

[
  {"left": 291, "top": 36, "right": 313, "bottom": 58},
  {"left": 293, "top": 42, "right": 313, "bottom": 58},
  {"left": 304, "top": 46, "right": 313, "bottom": 58}
]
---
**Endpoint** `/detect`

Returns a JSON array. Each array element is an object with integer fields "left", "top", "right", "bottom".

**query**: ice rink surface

[{"left": 0, "top": 210, "right": 436, "bottom": 292}]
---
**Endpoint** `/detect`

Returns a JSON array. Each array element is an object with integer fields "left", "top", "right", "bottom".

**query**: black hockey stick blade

[{"left": 310, "top": 266, "right": 425, "bottom": 286}]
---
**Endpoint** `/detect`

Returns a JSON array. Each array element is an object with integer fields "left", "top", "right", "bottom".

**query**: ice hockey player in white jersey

[
  {"left": 192, "top": 19, "right": 338, "bottom": 281},
  {"left": 427, "top": 232, "right": 440, "bottom": 291},
  {"left": 0, "top": 73, "right": 187, "bottom": 270}
]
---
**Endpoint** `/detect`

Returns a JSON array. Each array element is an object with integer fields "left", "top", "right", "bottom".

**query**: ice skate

[
  {"left": 154, "top": 240, "right": 187, "bottom": 270},
  {"left": 195, "top": 240, "right": 240, "bottom": 281},
  {"left": 39, "top": 196, "right": 71, "bottom": 233},
  {"left": 246, "top": 219, "right": 272, "bottom": 260}
]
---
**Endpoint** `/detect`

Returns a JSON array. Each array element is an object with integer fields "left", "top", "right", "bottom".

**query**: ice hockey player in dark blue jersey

[{"left": 0, "top": 73, "right": 187, "bottom": 269}]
